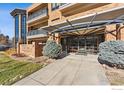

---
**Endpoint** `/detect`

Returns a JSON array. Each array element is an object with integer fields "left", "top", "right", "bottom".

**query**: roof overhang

[
  {"left": 10, "top": 9, "right": 26, "bottom": 17},
  {"left": 40, "top": 5, "right": 124, "bottom": 35}
]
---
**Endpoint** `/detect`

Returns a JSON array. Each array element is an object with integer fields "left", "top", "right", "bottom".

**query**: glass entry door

[{"left": 61, "top": 34, "right": 104, "bottom": 53}]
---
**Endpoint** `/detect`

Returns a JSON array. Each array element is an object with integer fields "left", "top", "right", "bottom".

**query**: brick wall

[
  {"left": 105, "top": 24, "right": 116, "bottom": 41},
  {"left": 19, "top": 42, "right": 43, "bottom": 58}
]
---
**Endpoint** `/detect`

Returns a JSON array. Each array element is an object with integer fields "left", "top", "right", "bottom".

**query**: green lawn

[{"left": 0, "top": 52, "right": 43, "bottom": 85}]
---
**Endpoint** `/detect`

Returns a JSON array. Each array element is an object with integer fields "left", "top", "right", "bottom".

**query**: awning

[{"left": 40, "top": 5, "right": 124, "bottom": 35}]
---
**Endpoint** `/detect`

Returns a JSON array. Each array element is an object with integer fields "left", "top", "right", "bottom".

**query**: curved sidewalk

[{"left": 13, "top": 54, "right": 109, "bottom": 85}]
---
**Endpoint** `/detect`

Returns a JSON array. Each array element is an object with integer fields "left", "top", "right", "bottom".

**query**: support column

[
  {"left": 96, "top": 37, "right": 99, "bottom": 50},
  {"left": 84, "top": 37, "right": 86, "bottom": 50},
  {"left": 78, "top": 37, "right": 80, "bottom": 51},
  {"left": 18, "top": 14, "right": 22, "bottom": 43},
  {"left": 26, "top": 39, "right": 29, "bottom": 44},
  {"left": 17, "top": 43, "right": 20, "bottom": 54},
  {"left": 116, "top": 24, "right": 121, "bottom": 40},
  {"left": 55, "top": 33, "right": 61, "bottom": 44}
]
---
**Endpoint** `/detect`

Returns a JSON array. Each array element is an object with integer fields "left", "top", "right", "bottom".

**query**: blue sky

[{"left": 0, "top": 3, "right": 32, "bottom": 39}]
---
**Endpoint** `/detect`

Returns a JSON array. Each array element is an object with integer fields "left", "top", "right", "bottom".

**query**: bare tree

[{"left": 0, "top": 32, "right": 10, "bottom": 45}]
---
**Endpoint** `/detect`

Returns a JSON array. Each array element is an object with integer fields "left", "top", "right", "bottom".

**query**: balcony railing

[
  {"left": 51, "top": 3, "right": 70, "bottom": 11},
  {"left": 27, "top": 29, "right": 48, "bottom": 36},
  {"left": 28, "top": 8, "right": 48, "bottom": 21}
]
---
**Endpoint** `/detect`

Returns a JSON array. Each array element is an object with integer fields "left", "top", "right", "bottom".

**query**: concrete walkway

[{"left": 13, "top": 54, "right": 109, "bottom": 85}]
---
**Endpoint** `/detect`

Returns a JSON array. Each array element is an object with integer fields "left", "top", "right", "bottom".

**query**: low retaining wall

[{"left": 18, "top": 42, "right": 43, "bottom": 58}]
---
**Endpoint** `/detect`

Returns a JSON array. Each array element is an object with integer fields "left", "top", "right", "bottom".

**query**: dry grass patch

[
  {"left": 103, "top": 65, "right": 124, "bottom": 85},
  {"left": 5, "top": 48, "right": 16, "bottom": 56}
]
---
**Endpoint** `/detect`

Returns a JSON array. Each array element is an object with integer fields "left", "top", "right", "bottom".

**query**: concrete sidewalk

[{"left": 13, "top": 54, "right": 109, "bottom": 85}]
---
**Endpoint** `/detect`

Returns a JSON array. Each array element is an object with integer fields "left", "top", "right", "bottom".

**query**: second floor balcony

[
  {"left": 27, "top": 29, "right": 48, "bottom": 39},
  {"left": 27, "top": 8, "right": 48, "bottom": 23}
]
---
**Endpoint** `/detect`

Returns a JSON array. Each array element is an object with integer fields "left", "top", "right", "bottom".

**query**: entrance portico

[{"left": 42, "top": 6, "right": 124, "bottom": 54}]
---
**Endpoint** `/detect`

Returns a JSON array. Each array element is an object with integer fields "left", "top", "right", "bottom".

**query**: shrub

[
  {"left": 98, "top": 40, "right": 124, "bottom": 69},
  {"left": 5, "top": 48, "right": 16, "bottom": 56},
  {"left": 42, "top": 40, "right": 62, "bottom": 59}
]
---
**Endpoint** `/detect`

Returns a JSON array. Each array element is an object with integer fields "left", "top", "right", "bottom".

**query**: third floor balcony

[
  {"left": 51, "top": 3, "right": 71, "bottom": 11},
  {"left": 27, "top": 7, "right": 48, "bottom": 23}
]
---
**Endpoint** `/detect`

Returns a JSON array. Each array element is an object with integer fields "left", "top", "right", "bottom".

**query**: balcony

[
  {"left": 51, "top": 3, "right": 71, "bottom": 11},
  {"left": 27, "top": 29, "right": 48, "bottom": 39},
  {"left": 27, "top": 8, "right": 48, "bottom": 23},
  {"left": 60, "top": 3, "right": 109, "bottom": 17}
]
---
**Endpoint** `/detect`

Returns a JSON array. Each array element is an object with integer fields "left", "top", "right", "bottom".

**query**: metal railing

[
  {"left": 27, "top": 29, "right": 48, "bottom": 36},
  {"left": 28, "top": 8, "right": 48, "bottom": 21}
]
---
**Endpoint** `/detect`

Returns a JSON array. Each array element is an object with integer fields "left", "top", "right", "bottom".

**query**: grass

[{"left": 0, "top": 52, "right": 43, "bottom": 85}]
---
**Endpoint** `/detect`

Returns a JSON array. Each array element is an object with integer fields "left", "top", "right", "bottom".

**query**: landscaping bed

[
  {"left": 98, "top": 40, "right": 124, "bottom": 85},
  {"left": 0, "top": 52, "right": 43, "bottom": 85},
  {"left": 103, "top": 64, "right": 124, "bottom": 85}
]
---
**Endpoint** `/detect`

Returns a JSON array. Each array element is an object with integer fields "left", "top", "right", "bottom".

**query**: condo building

[{"left": 11, "top": 3, "right": 124, "bottom": 58}]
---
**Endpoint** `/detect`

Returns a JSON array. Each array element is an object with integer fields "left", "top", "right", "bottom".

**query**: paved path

[{"left": 13, "top": 54, "right": 109, "bottom": 85}]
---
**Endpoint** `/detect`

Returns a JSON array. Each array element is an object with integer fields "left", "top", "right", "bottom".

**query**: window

[
  {"left": 15, "top": 15, "right": 19, "bottom": 45},
  {"left": 21, "top": 15, "right": 26, "bottom": 44}
]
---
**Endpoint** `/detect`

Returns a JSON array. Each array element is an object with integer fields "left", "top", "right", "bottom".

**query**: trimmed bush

[
  {"left": 98, "top": 40, "right": 124, "bottom": 69},
  {"left": 42, "top": 40, "right": 62, "bottom": 59}
]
